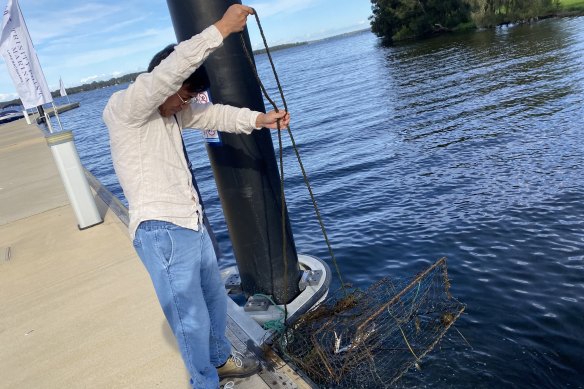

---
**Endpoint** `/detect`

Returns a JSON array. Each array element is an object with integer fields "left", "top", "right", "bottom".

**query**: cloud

[
  {"left": 27, "top": 3, "right": 124, "bottom": 44},
  {"left": 96, "top": 16, "right": 150, "bottom": 35},
  {"left": 58, "top": 27, "right": 175, "bottom": 69},
  {"left": 248, "top": 0, "right": 320, "bottom": 18},
  {"left": 104, "top": 26, "right": 175, "bottom": 45},
  {"left": 79, "top": 74, "right": 107, "bottom": 84},
  {"left": 35, "top": 26, "right": 175, "bottom": 87},
  {"left": 0, "top": 93, "right": 18, "bottom": 101}
]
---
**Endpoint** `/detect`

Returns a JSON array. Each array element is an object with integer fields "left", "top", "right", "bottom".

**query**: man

[{"left": 102, "top": 4, "right": 290, "bottom": 388}]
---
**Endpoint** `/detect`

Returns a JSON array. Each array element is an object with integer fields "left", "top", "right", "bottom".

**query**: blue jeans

[{"left": 133, "top": 220, "right": 231, "bottom": 389}]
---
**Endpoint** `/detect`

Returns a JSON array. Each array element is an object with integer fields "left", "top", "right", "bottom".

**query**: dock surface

[{"left": 0, "top": 118, "right": 311, "bottom": 389}]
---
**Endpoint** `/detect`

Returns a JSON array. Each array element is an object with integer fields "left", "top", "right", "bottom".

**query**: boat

[{"left": 0, "top": 109, "right": 24, "bottom": 124}]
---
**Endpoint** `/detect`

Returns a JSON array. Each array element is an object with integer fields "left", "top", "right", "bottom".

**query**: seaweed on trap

[{"left": 275, "top": 257, "right": 465, "bottom": 388}]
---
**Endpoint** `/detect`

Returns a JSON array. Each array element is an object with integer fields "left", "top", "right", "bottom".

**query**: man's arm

[
  {"left": 182, "top": 103, "right": 289, "bottom": 134},
  {"left": 105, "top": 26, "right": 223, "bottom": 128},
  {"left": 104, "top": 5, "right": 254, "bottom": 128}
]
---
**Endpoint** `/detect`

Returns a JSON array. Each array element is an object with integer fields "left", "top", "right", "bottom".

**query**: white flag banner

[
  {"left": 0, "top": 0, "right": 52, "bottom": 109},
  {"left": 59, "top": 77, "right": 67, "bottom": 97}
]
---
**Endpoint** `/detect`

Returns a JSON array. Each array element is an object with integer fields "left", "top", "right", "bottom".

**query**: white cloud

[
  {"left": 96, "top": 16, "right": 149, "bottom": 35},
  {"left": 105, "top": 26, "right": 175, "bottom": 45},
  {"left": 249, "top": 0, "right": 320, "bottom": 18},
  {"left": 80, "top": 74, "right": 107, "bottom": 84},
  {"left": 60, "top": 28, "right": 174, "bottom": 69},
  {"left": 27, "top": 3, "right": 124, "bottom": 44},
  {"left": 0, "top": 93, "right": 18, "bottom": 101},
  {"left": 30, "top": 23, "right": 176, "bottom": 90}
]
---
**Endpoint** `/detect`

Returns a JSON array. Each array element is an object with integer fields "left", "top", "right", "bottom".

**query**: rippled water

[{"left": 55, "top": 17, "right": 584, "bottom": 388}]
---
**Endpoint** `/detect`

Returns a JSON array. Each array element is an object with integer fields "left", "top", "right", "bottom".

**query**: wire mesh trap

[{"left": 275, "top": 257, "right": 465, "bottom": 388}]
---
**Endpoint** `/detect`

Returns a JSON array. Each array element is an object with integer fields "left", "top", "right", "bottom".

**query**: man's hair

[{"left": 147, "top": 43, "right": 210, "bottom": 94}]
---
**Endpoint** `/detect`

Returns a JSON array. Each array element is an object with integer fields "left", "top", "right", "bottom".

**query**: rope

[
  {"left": 240, "top": 11, "right": 347, "bottom": 298},
  {"left": 253, "top": 294, "right": 287, "bottom": 333}
]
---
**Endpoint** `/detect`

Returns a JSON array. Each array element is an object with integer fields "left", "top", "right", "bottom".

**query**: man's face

[{"left": 158, "top": 85, "right": 198, "bottom": 117}]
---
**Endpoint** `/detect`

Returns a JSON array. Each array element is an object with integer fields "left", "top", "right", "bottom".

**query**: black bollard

[
  {"left": 37, "top": 105, "right": 45, "bottom": 123},
  {"left": 166, "top": 0, "right": 301, "bottom": 304}
]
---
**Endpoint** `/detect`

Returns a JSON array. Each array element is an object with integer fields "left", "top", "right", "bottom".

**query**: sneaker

[{"left": 217, "top": 352, "right": 260, "bottom": 379}]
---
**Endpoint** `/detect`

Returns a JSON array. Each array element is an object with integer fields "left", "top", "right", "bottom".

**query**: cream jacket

[{"left": 103, "top": 25, "right": 261, "bottom": 238}]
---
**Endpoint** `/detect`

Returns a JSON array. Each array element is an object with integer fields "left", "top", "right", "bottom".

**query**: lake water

[{"left": 52, "top": 17, "right": 584, "bottom": 388}]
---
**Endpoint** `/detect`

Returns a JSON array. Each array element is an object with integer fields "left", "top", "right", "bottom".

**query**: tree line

[
  {"left": 0, "top": 72, "right": 143, "bottom": 109},
  {"left": 370, "top": 0, "right": 565, "bottom": 45},
  {"left": 59, "top": 71, "right": 143, "bottom": 95}
]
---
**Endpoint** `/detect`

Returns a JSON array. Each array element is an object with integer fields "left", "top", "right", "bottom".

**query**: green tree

[
  {"left": 468, "top": 0, "right": 559, "bottom": 27},
  {"left": 370, "top": 0, "right": 472, "bottom": 45},
  {"left": 370, "top": 0, "right": 402, "bottom": 45}
]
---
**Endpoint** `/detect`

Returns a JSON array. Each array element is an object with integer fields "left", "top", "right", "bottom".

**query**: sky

[{"left": 0, "top": 0, "right": 373, "bottom": 102}]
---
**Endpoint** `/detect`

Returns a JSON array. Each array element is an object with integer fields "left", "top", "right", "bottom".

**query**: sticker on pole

[{"left": 195, "top": 91, "right": 221, "bottom": 144}]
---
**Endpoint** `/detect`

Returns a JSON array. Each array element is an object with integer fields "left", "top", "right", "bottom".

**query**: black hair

[{"left": 147, "top": 44, "right": 210, "bottom": 94}]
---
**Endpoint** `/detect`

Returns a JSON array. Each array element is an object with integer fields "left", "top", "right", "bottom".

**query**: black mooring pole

[
  {"left": 37, "top": 105, "right": 45, "bottom": 123},
  {"left": 166, "top": 0, "right": 301, "bottom": 304}
]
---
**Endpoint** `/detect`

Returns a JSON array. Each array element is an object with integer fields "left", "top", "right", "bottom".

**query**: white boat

[{"left": 0, "top": 109, "right": 24, "bottom": 124}]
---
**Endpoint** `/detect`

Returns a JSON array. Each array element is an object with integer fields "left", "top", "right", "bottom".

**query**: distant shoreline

[
  {"left": 253, "top": 28, "right": 371, "bottom": 55},
  {"left": 0, "top": 28, "right": 374, "bottom": 108}
]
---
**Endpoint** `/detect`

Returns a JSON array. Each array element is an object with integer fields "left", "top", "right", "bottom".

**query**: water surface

[{"left": 56, "top": 17, "right": 584, "bottom": 387}]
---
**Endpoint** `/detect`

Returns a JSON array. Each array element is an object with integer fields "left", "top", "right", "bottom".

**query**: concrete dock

[{"left": 0, "top": 118, "right": 311, "bottom": 389}]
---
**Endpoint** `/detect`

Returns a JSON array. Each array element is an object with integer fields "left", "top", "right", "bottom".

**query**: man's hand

[
  {"left": 256, "top": 110, "right": 290, "bottom": 130},
  {"left": 214, "top": 4, "right": 254, "bottom": 38}
]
